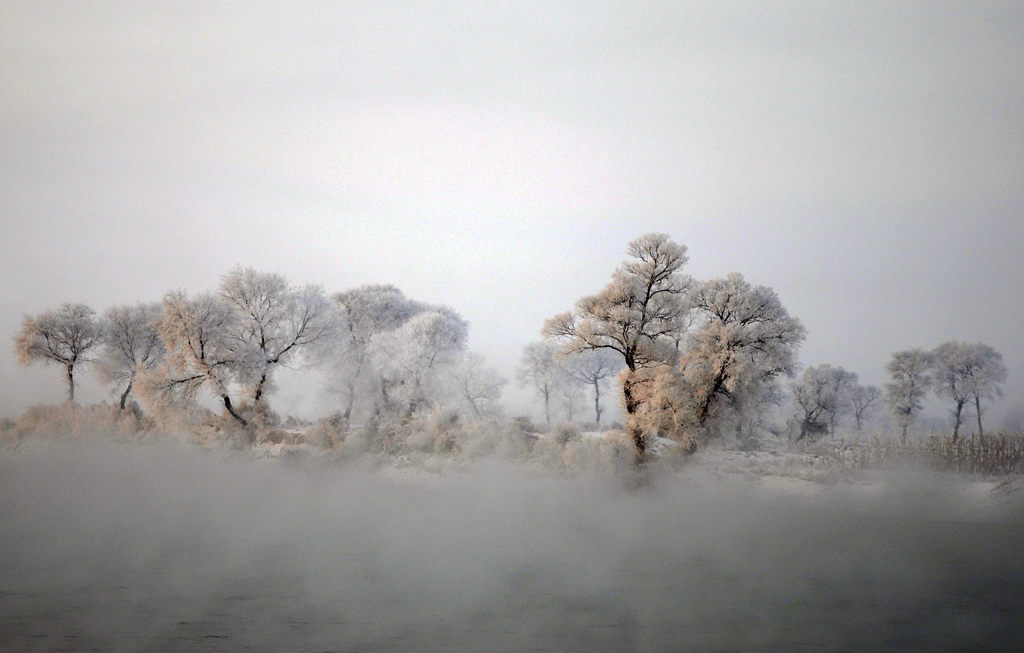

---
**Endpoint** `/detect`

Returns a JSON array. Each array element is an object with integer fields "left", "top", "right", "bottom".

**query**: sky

[{"left": 2, "top": 1, "right": 1022, "bottom": 424}]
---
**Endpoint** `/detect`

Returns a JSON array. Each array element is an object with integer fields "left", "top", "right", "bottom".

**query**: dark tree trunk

[
  {"left": 65, "top": 364, "right": 75, "bottom": 404},
  {"left": 119, "top": 378, "right": 134, "bottom": 412},
  {"left": 593, "top": 380, "right": 602, "bottom": 424},
  {"left": 975, "top": 395, "right": 984, "bottom": 436},
  {"left": 222, "top": 394, "right": 248, "bottom": 427},
  {"left": 622, "top": 372, "right": 645, "bottom": 463},
  {"left": 952, "top": 400, "right": 965, "bottom": 443}
]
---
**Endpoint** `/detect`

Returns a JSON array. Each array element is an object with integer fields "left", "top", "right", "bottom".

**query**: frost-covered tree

[
  {"left": 219, "top": 267, "right": 337, "bottom": 411},
  {"left": 331, "top": 285, "right": 421, "bottom": 425},
  {"left": 97, "top": 303, "right": 165, "bottom": 411},
  {"left": 516, "top": 340, "right": 563, "bottom": 425},
  {"left": 446, "top": 352, "right": 507, "bottom": 418},
  {"left": 791, "top": 364, "right": 857, "bottom": 440},
  {"left": 932, "top": 341, "right": 981, "bottom": 442},
  {"left": 849, "top": 383, "right": 882, "bottom": 431},
  {"left": 672, "top": 274, "right": 805, "bottom": 437},
  {"left": 14, "top": 303, "right": 103, "bottom": 403},
  {"left": 964, "top": 343, "right": 1007, "bottom": 436},
  {"left": 153, "top": 291, "right": 249, "bottom": 426},
  {"left": 371, "top": 307, "right": 468, "bottom": 417},
  {"left": 543, "top": 233, "right": 692, "bottom": 456},
  {"left": 564, "top": 348, "right": 622, "bottom": 424},
  {"left": 885, "top": 348, "right": 933, "bottom": 443}
]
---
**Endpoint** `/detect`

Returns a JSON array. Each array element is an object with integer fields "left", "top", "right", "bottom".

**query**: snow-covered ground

[{"left": 1, "top": 438, "right": 1022, "bottom": 651}]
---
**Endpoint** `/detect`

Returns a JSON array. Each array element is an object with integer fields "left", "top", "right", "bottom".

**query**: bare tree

[
  {"left": 516, "top": 340, "right": 563, "bottom": 425},
  {"left": 220, "top": 267, "right": 337, "bottom": 412},
  {"left": 544, "top": 233, "right": 691, "bottom": 457},
  {"left": 14, "top": 303, "right": 103, "bottom": 403},
  {"left": 886, "top": 348, "right": 932, "bottom": 443},
  {"left": 564, "top": 349, "right": 622, "bottom": 424},
  {"left": 446, "top": 352, "right": 507, "bottom": 418},
  {"left": 965, "top": 343, "right": 1007, "bottom": 436},
  {"left": 849, "top": 383, "right": 881, "bottom": 431},
  {"left": 98, "top": 303, "right": 165, "bottom": 411}
]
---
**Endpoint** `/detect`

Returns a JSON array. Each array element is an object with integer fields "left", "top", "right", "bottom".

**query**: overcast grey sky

[{"left": 2, "top": 1, "right": 1022, "bottom": 422}]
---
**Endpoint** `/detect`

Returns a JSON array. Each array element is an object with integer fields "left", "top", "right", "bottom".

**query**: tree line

[{"left": 14, "top": 235, "right": 1009, "bottom": 459}]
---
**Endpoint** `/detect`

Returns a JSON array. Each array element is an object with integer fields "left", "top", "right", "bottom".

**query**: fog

[{"left": 3, "top": 440, "right": 1022, "bottom": 651}]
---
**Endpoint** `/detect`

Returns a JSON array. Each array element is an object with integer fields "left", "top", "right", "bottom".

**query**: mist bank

[{"left": 2, "top": 440, "right": 1023, "bottom": 651}]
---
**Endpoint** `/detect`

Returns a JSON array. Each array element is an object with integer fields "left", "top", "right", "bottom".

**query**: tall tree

[
  {"left": 932, "top": 341, "right": 980, "bottom": 442},
  {"left": 965, "top": 343, "right": 1007, "bottom": 436},
  {"left": 544, "top": 233, "right": 691, "bottom": 458},
  {"left": 885, "top": 348, "right": 932, "bottom": 443},
  {"left": 14, "top": 303, "right": 103, "bottom": 403},
  {"left": 98, "top": 303, "right": 165, "bottom": 411}
]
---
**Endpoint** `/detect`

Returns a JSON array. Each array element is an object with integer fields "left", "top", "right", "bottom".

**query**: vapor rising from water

[{"left": 1, "top": 441, "right": 1023, "bottom": 651}]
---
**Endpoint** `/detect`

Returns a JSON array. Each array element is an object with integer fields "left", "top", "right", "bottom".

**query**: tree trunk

[
  {"left": 253, "top": 370, "right": 268, "bottom": 406},
  {"left": 952, "top": 400, "right": 964, "bottom": 443},
  {"left": 593, "top": 380, "right": 602, "bottom": 424},
  {"left": 975, "top": 395, "right": 984, "bottom": 436},
  {"left": 222, "top": 394, "right": 248, "bottom": 427},
  {"left": 622, "top": 372, "right": 645, "bottom": 463},
  {"left": 542, "top": 386, "right": 550, "bottom": 425},
  {"left": 119, "top": 377, "right": 134, "bottom": 412},
  {"left": 65, "top": 364, "right": 75, "bottom": 404}
]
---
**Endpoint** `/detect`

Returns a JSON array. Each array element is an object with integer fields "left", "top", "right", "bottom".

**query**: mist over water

[{"left": 2, "top": 441, "right": 1023, "bottom": 652}]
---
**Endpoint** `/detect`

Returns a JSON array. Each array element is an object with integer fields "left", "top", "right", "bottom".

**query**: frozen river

[{"left": 2, "top": 442, "right": 1023, "bottom": 651}]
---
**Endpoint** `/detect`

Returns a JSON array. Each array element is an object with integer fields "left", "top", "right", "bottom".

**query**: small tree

[
  {"left": 516, "top": 340, "right": 563, "bottom": 425},
  {"left": 564, "top": 348, "right": 622, "bottom": 424},
  {"left": 886, "top": 348, "right": 932, "bottom": 443},
  {"left": 544, "top": 233, "right": 692, "bottom": 458},
  {"left": 14, "top": 303, "right": 103, "bottom": 403},
  {"left": 446, "top": 352, "right": 507, "bottom": 418},
  {"left": 849, "top": 383, "right": 881, "bottom": 431},
  {"left": 791, "top": 364, "right": 856, "bottom": 440},
  {"left": 98, "top": 303, "right": 165, "bottom": 411}
]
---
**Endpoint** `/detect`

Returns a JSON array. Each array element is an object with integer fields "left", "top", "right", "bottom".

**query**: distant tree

[
  {"left": 155, "top": 291, "right": 248, "bottom": 426},
  {"left": 555, "top": 365, "right": 585, "bottom": 423},
  {"left": 849, "top": 383, "right": 882, "bottom": 431},
  {"left": 544, "top": 233, "right": 692, "bottom": 458},
  {"left": 516, "top": 340, "right": 563, "bottom": 425},
  {"left": 331, "top": 285, "right": 421, "bottom": 426},
  {"left": 219, "top": 267, "right": 337, "bottom": 412},
  {"left": 371, "top": 307, "right": 468, "bottom": 417},
  {"left": 791, "top": 364, "right": 856, "bottom": 440},
  {"left": 886, "top": 348, "right": 933, "bottom": 443},
  {"left": 564, "top": 349, "right": 622, "bottom": 424},
  {"left": 14, "top": 303, "right": 103, "bottom": 403},
  {"left": 965, "top": 343, "right": 1007, "bottom": 436},
  {"left": 98, "top": 303, "right": 165, "bottom": 411},
  {"left": 446, "top": 352, "right": 507, "bottom": 418}
]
